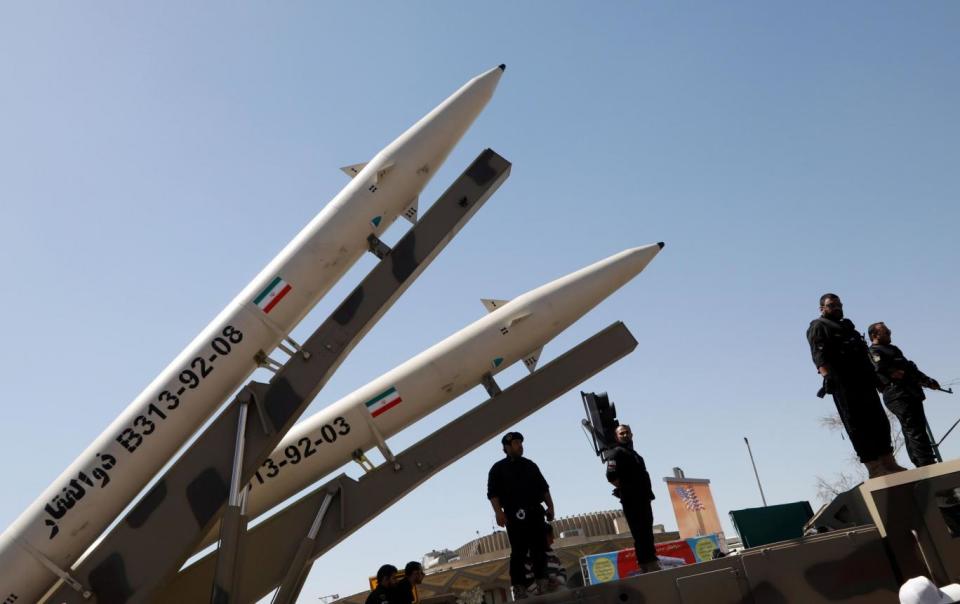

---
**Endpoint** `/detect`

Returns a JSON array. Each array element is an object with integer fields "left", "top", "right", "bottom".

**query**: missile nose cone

[
  {"left": 568, "top": 243, "right": 662, "bottom": 290},
  {"left": 499, "top": 64, "right": 506, "bottom": 71},
  {"left": 532, "top": 243, "right": 663, "bottom": 328},
  {"left": 624, "top": 242, "right": 663, "bottom": 266},
  {"left": 595, "top": 243, "right": 662, "bottom": 285},
  {"left": 658, "top": 241, "right": 665, "bottom": 249},
  {"left": 469, "top": 64, "right": 505, "bottom": 100},
  {"left": 406, "top": 64, "right": 505, "bottom": 158},
  {"left": 464, "top": 65, "right": 505, "bottom": 97}
]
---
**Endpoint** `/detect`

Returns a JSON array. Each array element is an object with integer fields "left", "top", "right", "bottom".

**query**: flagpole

[{"left": 744, "top": 437, "right": 767, "bottom": 507}]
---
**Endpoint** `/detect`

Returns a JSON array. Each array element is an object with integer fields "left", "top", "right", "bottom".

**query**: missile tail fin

[
  {"left": 339, "top": 160, "right": 394, "bottom": 183},
  {"left": 522, "top": 347, "right": 544, "bottom": 373},
  {"left": 507, "top": 311, "right": 532, "bottom": 327},
  {"left": 340, "top": 162, "right": 368, "bottom": 178},
  {"left": 481, "top": 298, "right": 510, "bottom": 313},
  {"left": 401, "top": 197, "right": 419, "bottom": 224},
  {"left": 374, "top": 160, "right": 395, "bottom": 184}
]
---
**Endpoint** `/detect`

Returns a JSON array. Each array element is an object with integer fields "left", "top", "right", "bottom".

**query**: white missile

[
  {"left": 197, "top": 243, "right": 663, "bottom": 548},
  {"left": 0, "top": 64, "right": 505, "bottom": 604}
]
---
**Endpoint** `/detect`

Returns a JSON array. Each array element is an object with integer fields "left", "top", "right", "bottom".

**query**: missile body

[
  {"left": 0, "top": 65, "right": 504, "bottom": 604},
  {"left": 198, "top": 244, "right": 663, "bottom": 546}
]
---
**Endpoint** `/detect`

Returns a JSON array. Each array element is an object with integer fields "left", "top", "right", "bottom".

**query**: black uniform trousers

[
  {"left": 621, "top": 495, "right": 657, "bottom": 564},
  {"left": 886, "top": 396, "right": 937, "bottom": 467},
  {"left": 831, "top": 377, "right": 892, "bottom": 463},
  {"left": 505, "top": 511, "right": 547, "bottom": 586}
]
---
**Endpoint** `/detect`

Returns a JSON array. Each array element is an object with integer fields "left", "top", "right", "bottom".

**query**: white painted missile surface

[
  {"left": 0, "top": 65, "right": 505, "bottom": 604},
  {"left": 197, "top": 243, "right": 663, "bottom": 548}
]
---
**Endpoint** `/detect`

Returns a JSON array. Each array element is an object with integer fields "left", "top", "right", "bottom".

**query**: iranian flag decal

[
  {"left": 365, "top": 386, "right": 402, "bottom": 418},
  {"left": 254, "top": 277, "right": 292, "bottom": 314}
]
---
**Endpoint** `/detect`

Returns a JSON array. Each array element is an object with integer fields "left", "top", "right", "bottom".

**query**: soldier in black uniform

[
  {"left": 487, "top": 431, "right": 555, "bottom": 600},
  {"left": 868, "top": 321, "right": 942, "bottom": 468},
  {"left": 365, "top": 564, "right": 398, "bottom": 604},
  {"left": 389, "top": 561, "right": 424, "bottom": 604},
  {"left": 806, "top": 293, "right": 904, "bottom": 477},
  {"left": 606, "top": 424, "right": 660, "bottom": 573}
]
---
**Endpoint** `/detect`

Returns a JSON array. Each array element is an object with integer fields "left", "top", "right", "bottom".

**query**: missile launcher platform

[{"left": 511, "top": 459, "right": 960, "bottom": 604}]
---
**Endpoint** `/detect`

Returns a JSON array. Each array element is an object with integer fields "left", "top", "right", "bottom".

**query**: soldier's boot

[
  {"left": 880, "top": 453, "right": 908, "bottom": 473},
  {"left": 512, "top": 585, "right": 530, "bottom": 600},
  {"left": 639, "top": 560, "right": 662, "bottom": 573},
  {"left": 864, "top": 459, "right": 890, "bottom": 478}
]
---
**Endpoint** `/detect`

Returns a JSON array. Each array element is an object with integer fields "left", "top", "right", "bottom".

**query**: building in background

[{"left": 339, "top": 509, "right": 677, "bottom": 603}]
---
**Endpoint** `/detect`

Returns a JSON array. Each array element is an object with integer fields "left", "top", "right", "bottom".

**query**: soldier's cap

[
  {"left": 900, "top": 576, "right": 960, "bottom": 604},
  {"left": 501, "top": 431, "right": 524, "bottom": 445}
]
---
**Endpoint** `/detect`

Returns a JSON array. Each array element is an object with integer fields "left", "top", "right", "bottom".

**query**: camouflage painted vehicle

[{"left": 526, "top": 460, "right": 960, "bottom": 603}]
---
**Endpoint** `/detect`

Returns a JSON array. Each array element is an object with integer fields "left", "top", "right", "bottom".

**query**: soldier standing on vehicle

[
  {"left": 487, "top": 431, "right": 555, "bottom": 600},
  {"left": 869, "top": 321, "right": 942, "bottom": 467},
  {"left": 606, "top": 424, "right": 660, "bottom": 573},
  {"left": 807, "top": 293, "right": 905, "bottom": 477}
]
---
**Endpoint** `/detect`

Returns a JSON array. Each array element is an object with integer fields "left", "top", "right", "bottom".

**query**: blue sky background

[{"left": 1, "top": 2, "right": 958, "bottom": 601}]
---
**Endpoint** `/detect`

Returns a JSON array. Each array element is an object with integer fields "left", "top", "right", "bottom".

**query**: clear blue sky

[{"left": 1, "top": 2, "right": 958, "bottom": 601}]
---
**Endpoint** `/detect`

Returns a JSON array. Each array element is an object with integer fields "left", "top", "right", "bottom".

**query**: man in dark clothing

[
  {"left": 605, "top": 424, "right": 660, "bottom": 573},
  {"left": 487, "top": 431, "right": 555, "bottom": 600},
  {"left": 806, "top": 293, "right": 904, "bottom": 478},
  {"left": 868, "top": 321, "right": 942, "bottom": 467},
  {"left": 522, "top": 523, "right": 567, "bottom": 591},
  {"left": 365, "top": 564, "right": 398, "bottom": 604},
  {"left": 389, "top": 561, "right": 424, "bottom": 604}
]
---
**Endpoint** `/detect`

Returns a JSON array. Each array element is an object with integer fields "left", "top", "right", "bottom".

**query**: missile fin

[
  {"left": 340, "top": 162, "right": 368, "bottom": 178},
  {"left": 401, "top": 197, "right": 419, "bottom": 224},
  {"left": 481, "top": 298, "right": 510, "bottom": 313},
  {"left": 522, "top": 347, "right": 544, "bottom": 373},
  {"left": 506, "top": 311, "right": 532, "bottom": 327},
  {"left": 374, "top": 160, "right": 395, "bottom": 184}
]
